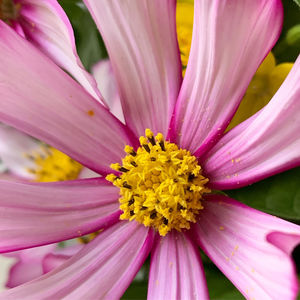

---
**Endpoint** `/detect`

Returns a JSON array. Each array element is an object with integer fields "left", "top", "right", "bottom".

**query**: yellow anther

[
  {"left": 145, "top": 128, "right": 154, "bottom": 139},
  {"left": 139, "top": 136, "right": 148, "bottom": 145},
  {"left": 145, "top": 128, "right": 156, "bottom": 145},
  {"left": 124, "top": 145, "right": 136, "bottom": 157},
  {"left": 106, "top": 129, "right": 210, "bottom": 236},
  {"left": 106, "top": 174, "right": 118, "bottom": 182},
  {"left": 110, "top": 163, "right": 121, "bottom": 171},
  {"left": 124, "top": 145, "right": 133, "bottom": 154},
  {"left": 155, "top": 133, "right": 164, "bottom": 143}
]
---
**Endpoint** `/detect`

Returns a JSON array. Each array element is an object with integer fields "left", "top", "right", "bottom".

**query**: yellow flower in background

[
  {"left": 176, "top": 0, "right": 193, "bottom": 76},
  {"left": 27, "top": 146, "right": 82, "bottom": 182},
  {"left": 176, "top": 0, "right": 294, "bottom": 130},
  {"left": 228, "top": 53, "right": 293, "bottom": 130}
]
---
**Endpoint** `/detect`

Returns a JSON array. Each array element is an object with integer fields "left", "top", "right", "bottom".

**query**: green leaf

[
  {"left": 273, "top": 0, "right": 300, "bottom": 63},
  {"left": 293, "top": 0, "right": 300, "bottom": 7},
  {"left": 205, "top": 265, "right": 243, "bottom": 300},
  {"left": 286, "top": 24, "right": 300, "bottom": 46},
  {"left": 122, "top": 281, "right": 148, "bottom": 300},
  {"left": 226, "top": 168, "right": 300, "bottom": 221}
]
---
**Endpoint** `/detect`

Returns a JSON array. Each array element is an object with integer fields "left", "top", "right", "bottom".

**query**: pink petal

[
  {"left": 10, "top": 21, "right": 25, "bottom": 37},
  {"left": 171, "top": 0, "right": 283, "bottom": 155},
  {"left": 42, "top": 245, "right": 83, "bottom": 274},
  {"left": 0, "top": 126, "right": 39, "bottom": 179},
  {"left": 148, "top": 232, "right": 209, "bottom": 300},
  {"left": 191, "top": 195, "right": 300, "bottom": 300},
  {"left": 5, "top": 243, "right": 83, "bottom": 287},
  {"left": 0, "top": 22, "right": 136, "bottom": 175},
  {"left": 0, "top": 178, "right": 120, "bottom": 253},
  {"left": 0, "top": 256, "right": 15, "bottom": 289},
  {"left": 92, "top": 59, "right": 124, "bottom": 122},
  {"left": 0, "top": 173, "right": 25, "bottom": 182},
  {"left": 6, "top": 244, "right": 56, "bottom": 288},
  {"left": 1, "top": 221, "right": 154, "bottom": 299},
  {"left": 17, "top": 0, "right": 105, "bottom": 104},
  {"left": 84, "top": 0, "right": 182, "bottom": 137},
  {"left": 203, "top": 55, "right": 300, "bottom": 189}
]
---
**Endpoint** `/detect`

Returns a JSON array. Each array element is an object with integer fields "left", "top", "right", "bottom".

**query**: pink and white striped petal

[
  {"left": 0, "top": 22, "right": 135, "bottom": 175},
  {"left": 171, "top": 0, "right": 283, "bottom": 155},
  {"left": 148, "top": 232, "right": 209, "bottom": 300},
  {"left": 16, "top": 0, "right": 105, "bottom": 104},
  {"left": 0, "top": 221, "right": 154, "bottom": 300},
  {"left": 42, "top": 245, "right": 83, "bottom": 274},
  {"left": 84, "top": 0, "right": 182, "bottom": 137},
  {"left": 191, "top": 195, "right": 300, "bottom": 300},
  {"left": 203, "top": 56, "right": 300, "bottom": 190},
  {"left": 5, "top": 244, "right": 56, "bottom": 288},
  {"left": 0, "top": 178, "right": 120, "bottom": 253},
  {"left": 0, "top": 125, "right": 39, "bottom": 179},
  {"left": 92, "top": 59, "right": 124, "bottom": 122}
]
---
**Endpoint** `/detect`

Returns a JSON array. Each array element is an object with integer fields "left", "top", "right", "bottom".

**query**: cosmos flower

[
  {"left": 0, "top": 0, "right": 295, "bottom": 292},
  {"left": 0, "top": 1, "right": 299, "bottom": 299}
]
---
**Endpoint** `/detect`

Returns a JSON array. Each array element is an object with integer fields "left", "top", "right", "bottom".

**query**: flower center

[
  {"left": 0, "top": 0, "right": 20, "bottom": 24},
  {"left": 106, "top": 129, "right": 210, "bottom": 236},
  {"left": 26, "top": 146, "right": 82, "bottom": 182}
]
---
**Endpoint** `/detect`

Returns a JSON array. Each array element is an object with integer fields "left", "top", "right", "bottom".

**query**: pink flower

[{"left": 0, "top": 0, "right": 299, "bottom": 299}]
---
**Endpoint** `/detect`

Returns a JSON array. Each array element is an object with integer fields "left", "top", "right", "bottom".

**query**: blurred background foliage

[{"left": 58, "top": 1, "right": 299, "bottom": 299}]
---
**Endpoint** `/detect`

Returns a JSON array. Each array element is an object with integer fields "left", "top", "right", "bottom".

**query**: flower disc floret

[{"left": 106, "top": 129, "right": 210, "bottom": 236}]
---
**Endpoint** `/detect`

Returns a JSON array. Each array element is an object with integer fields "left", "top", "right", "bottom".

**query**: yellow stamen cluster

[
  {"left": 26, "top": 146, "right": 82, "bottom": 182},
  {"left": 0, "top": 0, "right": 20, "bottom": 24},
  {"left": 106, "top": 129, "right": 210, "bottom": 236}
]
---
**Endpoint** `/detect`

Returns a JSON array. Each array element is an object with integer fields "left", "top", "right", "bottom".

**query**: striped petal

[
  {"left": 42, "top": 245, "right": 83, "bottom": 274},
  {"left": 92, "top": 59, "right": 124, "bottom": 122},
  {"left": 192, "top": 195, "right": 300, "bottom": 300},
  {"left": 0, "top": 178, "right": 120, "bottom": 253},
  {"left": 0, "top": 22, "right": 135, "bottom": 175},
  {"left": 5, "top": 244, "right": 56, "bottom": 288},
  {"left": 171, "top": 0, "right": 283, "bottom": 155},
  {"left": 0, "top": 222, "right": 154, "bottom": 300},
  {"left": 84, "top": 0, "right": 182, "bottom": 137},
  {"left": 203, "top": 55, "right": 300, "bottom": 189},
  {"left": 17, "top": 0, "right": 105, "bottom": 103},
  {"left": 148, "top": 232, "right": 209, "bottom": 300}
]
